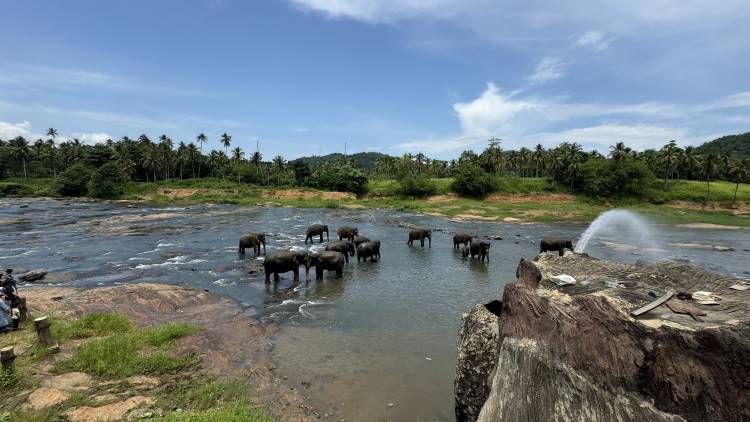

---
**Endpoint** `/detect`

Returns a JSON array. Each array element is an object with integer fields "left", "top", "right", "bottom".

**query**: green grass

[
  {"left": 52, "top": 313, "right": 134, "bottom": 340},
  {"left": 157, "top": 403, "right": 275, "bottom": 422},
  {"left": 656, "top": 179, "right": 750, "bottom": 202},
  {"left": 58, "top": 322, "right": 200, "bottom": 377}
]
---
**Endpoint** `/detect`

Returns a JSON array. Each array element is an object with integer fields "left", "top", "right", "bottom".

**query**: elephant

[
  {"left": 407, "top": 228, "right": 432, "bottom": 248},
  {"left": 312, "top": 251, "right": 345, "bottom": 280},
  {"left": 238, "top": 232, "right": 266, "bottom": 255},
  {"left": 325, "top": 240, "right": 355, "bottom": 263},
  {"left": 357, "top": 240, "right": 381, "bottom": 262},
  {"left": 337, "top": 226, "right": 359, "bottom": 242},
  {"left": 539, "top": 236, "right": 574, "bottom": 256},
  {"left": 353, "top": 235, "right": 370, "bottom": 247},
  {"left": 305, "top": 224, "right": 329, "bottom": 244},
  {"left": 462, "top": 240, "right": 491, "bottom": 262},
  {"left": 453, "top": 233, "right": 472, "bottom": 249},
  {"left": 263, "top": 251, "right": 311, "bottom": 283}
]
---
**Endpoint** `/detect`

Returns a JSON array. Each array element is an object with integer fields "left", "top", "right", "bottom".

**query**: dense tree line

[{"left": 0, "top": 129, "right": 748, "bottom": 200}]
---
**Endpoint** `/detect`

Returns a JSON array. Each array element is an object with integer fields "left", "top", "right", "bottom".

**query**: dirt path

[{"left": 25, "top": 283, "right": 314, "bottom": 421}]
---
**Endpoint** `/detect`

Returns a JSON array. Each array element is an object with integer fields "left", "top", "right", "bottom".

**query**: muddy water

[{"left": 1, "top": 199, "right": 748, "bottom": 421}]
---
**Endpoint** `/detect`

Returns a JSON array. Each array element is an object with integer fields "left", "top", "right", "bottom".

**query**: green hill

[
  {"left": 697, "top": 132, "right": 750, "bottom": 159},
  {"left": 292, "top": 151, "right": 391, "bottom": 171}
]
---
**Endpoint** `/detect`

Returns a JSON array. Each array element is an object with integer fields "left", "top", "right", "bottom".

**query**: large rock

[
  {"left": 456, "top": 255, "right": 750, "bottom": 422},
  {"left": 64, "top": 396, "right": 154, "bottom": 422},
  {"left": 20, "top": 269, "right": 48, "bottom": 282},
  {"left": 454, "top": 301, "right": 502, "bottom": 422},
  {"left": 23, "top": 387, "right": 69, "bottom": 410}
]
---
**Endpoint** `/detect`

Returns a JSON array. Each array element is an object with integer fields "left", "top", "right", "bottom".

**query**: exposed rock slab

[
  {"left": 64, "top": 395, "right": 154, "bottom": 422},
  {"left": 20, "top": 269, "right": 48, "bottom": 282},
  {"left": 23, "top": 387, "right": 69, "bottom": 410},
  {"left": 41, "top": 372, "right": 91, "bottom": 391},
  {"left": 456, "top": 254, "right": 750, "bottom": 422}
]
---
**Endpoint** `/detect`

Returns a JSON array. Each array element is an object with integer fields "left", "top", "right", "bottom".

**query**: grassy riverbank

[
  {"left": 0, "top": 312, "right": 274, "bottom": 421},
  {"left": 2, "top": 177, "right": 749, "bottom": 226}
]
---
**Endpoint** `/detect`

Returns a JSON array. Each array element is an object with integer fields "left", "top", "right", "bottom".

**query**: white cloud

[
  {"left": 528, "top": 124, "right": 691, "bottom": 152},
  {"left": 0, "top": 121, "right": 33, "bottom": 140},
  {"left": 573, "top": 30, "right": 611, "bottom": 52},
  {"left": 69, "top": 132, "right": 113, "bottom": 145},
  {"left": 392, "top": 135, "right": 486, "bottom": 154},
  {"left": 528, "top": 57, "right": 570, "bottom": 85}
]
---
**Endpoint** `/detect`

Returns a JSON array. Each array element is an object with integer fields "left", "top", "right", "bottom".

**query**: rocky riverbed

[{"left": 455, "top": 251, "right": 750, "bottom": 421}]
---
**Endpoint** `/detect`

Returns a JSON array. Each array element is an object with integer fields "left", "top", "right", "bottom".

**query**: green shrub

[
  {"left": 53, "top": 313, "right": 133, "bottom": 340},
  {"left": 579, "top": 158, "right": 656, "bottom": 198},
  {"left": 451, "top": 164, "right": 494, "bottom": 198},
  {"left": 0, "top": 182, "right": 34, "bottom": 197},
  {"left": 398, "top": 174, "right": 437, "bottom": 197},
  {"left": 88, "top": 162, "right": 127, "bottom": 198},
  {"left": 310, "top": 161, "right": 368, "bottom": 196},
  {"left": 55, "top": 164, "right": 91, "bottom": 197}
]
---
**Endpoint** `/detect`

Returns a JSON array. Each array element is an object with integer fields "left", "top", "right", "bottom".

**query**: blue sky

[{"left": 1, "top": 0, "right": 749, "bottom": 159}]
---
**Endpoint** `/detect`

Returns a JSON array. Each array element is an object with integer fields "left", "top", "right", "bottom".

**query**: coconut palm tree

[
  {"left": 729, "top": 158, "right": 750, "bottom": 202},
  {"left": 195, "top": 133, "right": 207, "bottom": 176},
  {"left": 46, "top": 128, "right": 58, "bottom": 141},
  {"left": 701, "top": 153, "right": 719, "bottom": 197},
  {"left": 272, "top": 155, "right": 285, "bottom": 185},
  {"left": 10, "top": 137, "right": 30, "bottom": 178},
  {"left": 532, "top": 144, "right": 545, "bottom": 177},
  {"left": 660, "top": 140, "right": 680, "bottom": 190},
  {"left": 609, "top": 142, "right": 630, "bottom": 162},
  {"left": 221, "top": 133, "right": 232, "bottom": 155}
]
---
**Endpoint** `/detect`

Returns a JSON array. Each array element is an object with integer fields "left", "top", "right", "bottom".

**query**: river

[{"left": 1, "top": 199, "right": 748, "bottom": 421}]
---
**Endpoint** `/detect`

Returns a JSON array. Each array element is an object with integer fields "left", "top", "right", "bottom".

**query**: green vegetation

[
  {"left": 579, "top": 158, "right": 655, "bottom": 198},
  {"left": 57, "top": 321, "right": 200, "bottom": 377},
  {"left": 54, "top": 163, "right": 91, "bottom": 196},
  {"left": 1, "top": 312, "right": 275, "bottom": 422},
  {"left": 452, "top": 163, "right": 495, "bottom": 198},
  {"left": 397, "top": 174, "right": 437, "bottom": 197},
  {"left": 697, "top": 132, "right": 750, "bottom": 159},
  {"left": 87, "top": 162, "right": 128, "bottom": 198}
]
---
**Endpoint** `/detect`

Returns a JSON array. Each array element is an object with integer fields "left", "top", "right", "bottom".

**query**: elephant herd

[{"left": 239, "top": 224, "right": 575, "bottom": 283}]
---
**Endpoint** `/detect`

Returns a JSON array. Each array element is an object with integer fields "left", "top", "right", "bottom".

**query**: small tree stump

[
  {"left": 34, "top": 316, "right": 58, "bottom": 350},
  {"left": 19, "top": 297, "right": 28, "bottom": 321},
  {"left": 1, "top": 346, "right": 15, "bottom": 372}
]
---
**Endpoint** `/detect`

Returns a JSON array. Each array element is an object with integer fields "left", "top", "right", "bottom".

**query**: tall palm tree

[
  {"left": 46, "top": 128, "right": 58, "bottom": 141},
  {"left": 660, "top": 140, "right": 680, "bottom": 190},
  {"left": 10, "top": 137, "right": 31, "bottom": 178},
  {"left": 532, "top": 144, "right": 545, "bottom": 177},
  {"left": 232, "top": 147, "right": 244, "bottom": 182},
  {"left": 273, "top": 155, "right": 285, "bottom": 185},
  {"left": 609, "top": 142, "right": 630, "bottom": 162},
  {"left": 196, "top": 133, "right": 207, "bottom": 176},
  {"left": 729, "top": 158, "right": 750, "bottom": 202},
  {"left": 701, "top": 153, "right": 719, "bottom": 197},
  {"left": 221, "top": 133, "right": 232, "bottom": 155}
]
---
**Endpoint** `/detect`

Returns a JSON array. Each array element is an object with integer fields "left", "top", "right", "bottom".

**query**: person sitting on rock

[{"left": 0, "top": 294, "right": 11, "bottom": 334}]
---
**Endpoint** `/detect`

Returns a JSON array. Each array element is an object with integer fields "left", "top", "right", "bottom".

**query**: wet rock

[
  {"left": 20, "top": 269, "right": 48, "bottom": 282},
  {"left": 23, "top": 387, "right": 69, "bottom": 410},
  {"left": 455, "top": 301, "right": 501, "bottom": 422},
  {"left": 64, "top": 396, "right": 154, "bottom": 422}
]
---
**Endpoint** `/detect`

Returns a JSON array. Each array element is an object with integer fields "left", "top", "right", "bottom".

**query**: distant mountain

[
  {"left": 292, "top": 152, "right": 391, "bottom": 171},
  {"left": 697, "top": 132, "right": 750, "bottom": 159}
]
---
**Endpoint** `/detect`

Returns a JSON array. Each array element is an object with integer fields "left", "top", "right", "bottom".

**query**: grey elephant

[
  {"left": 407, "top": 228, "right": 432, "bottom": 248},
  {"left": 305, "top": 224, "right": 329, "bottom": 244},
  {"left": 453, "top": 233, "right": 472, "bottom": 249},
  {"left": 263, "top": 251, "right": 311, "bottom": 283},
  {"left": 357, "top": 240, "right": 381, "bottom": 262},
  {"left": 325, "top": 240, "right": 355, "bottom": 263},
  {"left": 353, "top": 235, "right": 370, "bottom": 247},
  {"left": 337, "top": 226, "right": 359, "bottom": 242},
  {"left": 238, "top": 232, "right": 266, "bottom": 255},
  {"left": 539, "top": 237, "right": 574, "bottom": 256},
  {"left": 312, "top": 251, "right": 345, "bottom": 280},
  {"left": 462, "top": 240, "right": 491, "bottom": 262}
]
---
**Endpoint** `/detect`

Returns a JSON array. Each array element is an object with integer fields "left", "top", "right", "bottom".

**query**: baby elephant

[
  {"left": 238, "top": 232, "right": 266, "bottom": 255},
  {"left": 539, "top": 236, "right": 574, "bottom": 256},
  {"left": 313, "top": 251, "right": 345, "bottom": 280},
  {"left": 325, "top": 240, "right": 355, "bottom": 263},
  {"left": 453, "top": 233, "right": 472, "bottom": 249},
  {"left": 357, "top": 240, "right": 381, "bottom": 262},
  {"left": 462, "top": 240, "right": 491, "bottom": 262},
  {"left": 407, "top": 228, "right": 432, "bottom": 248},
  {"left": 337, "top": 226, "right": 359, "bottom": 242},
  {"left": 305, "top": 224, "right": 329, "bottom": 244}
]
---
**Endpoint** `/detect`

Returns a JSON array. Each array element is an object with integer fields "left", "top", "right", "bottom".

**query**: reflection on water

[{"left": 1, "top": 199, "right": 748, "bottom": 421}]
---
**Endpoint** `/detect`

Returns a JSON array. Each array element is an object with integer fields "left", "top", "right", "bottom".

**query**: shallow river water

[{"left": 1, "top": 199, "right": 748, "bottom": 421}]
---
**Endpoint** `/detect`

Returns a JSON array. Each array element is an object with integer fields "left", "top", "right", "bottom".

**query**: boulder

[
  {"left": 23, "top": 387, "right": 69, "bottom": 410},
  {"left": 454, "top": 301, "right": 502, "bottom": 422},
  {"left": 64, "top": 396, "right": 154, "bottom": 422},
  {"left": 20, "top": 269, "right": 48, "bottom": 282},
  {"left": 456, "top": 254, "right": 750, "bottom": 422}
]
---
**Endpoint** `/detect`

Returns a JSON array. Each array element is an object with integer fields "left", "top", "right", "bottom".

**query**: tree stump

[
  {"left": 19, "top": 297, "right": 28, "bottom": 321},
  {"left": 34, "top": 316, "right": 58, "bottom": 350},
  {"left": 1, "top": 346, "right": 15, "bottom": 372}
]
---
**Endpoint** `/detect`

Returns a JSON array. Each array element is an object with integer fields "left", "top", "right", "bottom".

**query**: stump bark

[
  {"left": 1, "top": 346, "right": 15, "bottom": 372},
  {"left": 34, "top": 316, "right": 58, "bottom": 349}
]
